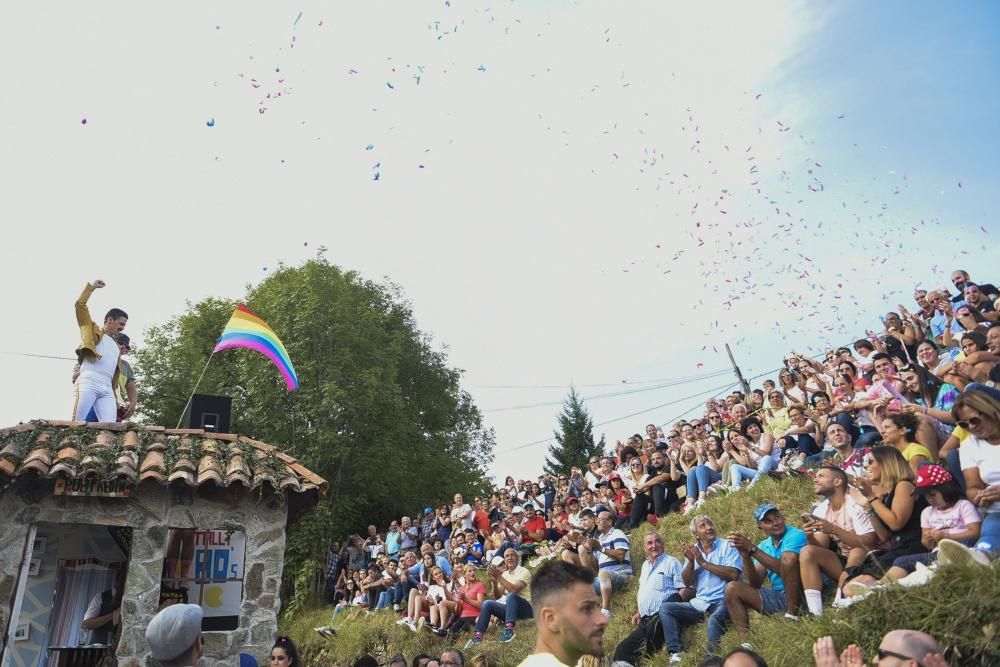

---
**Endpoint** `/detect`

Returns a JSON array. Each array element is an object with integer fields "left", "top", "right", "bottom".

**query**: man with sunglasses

[{"left": 812, "top": 629, "right": 947, "bottom": 667}]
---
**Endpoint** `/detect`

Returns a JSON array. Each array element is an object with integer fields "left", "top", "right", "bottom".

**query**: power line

[
  {"left": 0, "top": 351, "right": 76, "bottom": 361},
  {"left": 497, "top": 378, "right": 739, "bottom": 453},
  {"left": 475, "top": 368, "right": 731, "bottom": 390},
  {"left": 484, "top": 369, "right": 732, "bottom": 412}
]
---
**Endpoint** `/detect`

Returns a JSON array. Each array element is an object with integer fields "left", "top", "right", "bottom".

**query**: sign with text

[
  {"left": 53, "top": 478, "right": 131, "bottom": 498},
  {"left": 160, "top": 528, "right": 246, "bottom": 631}
]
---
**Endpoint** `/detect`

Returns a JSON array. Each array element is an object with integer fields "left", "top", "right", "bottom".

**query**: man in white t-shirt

[
  {"left": 798, "top": 466, "right": 878, "bottom": 616},
  {"left": 451, "top": 494, "right": 474, "bottom": 532},
  {"left": 516, "top": 560, "right": 609, "bottom": 667},
  {"left": 580, "top": 511, "right": 631, "bottom": 618}
]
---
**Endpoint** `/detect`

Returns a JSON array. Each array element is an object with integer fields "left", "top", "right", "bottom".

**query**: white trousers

[{"left": 72, "top": 372, "right": 116, "bottom": 422}]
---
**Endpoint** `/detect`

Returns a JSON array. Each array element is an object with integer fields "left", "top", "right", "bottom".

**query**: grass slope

[{"left": 282, "top": 477, "right": 1000, "bottom": 666}]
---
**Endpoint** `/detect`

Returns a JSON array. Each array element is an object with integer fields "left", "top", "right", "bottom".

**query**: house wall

[
  {"left": 0, "top": 481, "right": 289, "bottom": 667},
  {"left": 6, "top": 523, "right": 127, "bottom": 667}
]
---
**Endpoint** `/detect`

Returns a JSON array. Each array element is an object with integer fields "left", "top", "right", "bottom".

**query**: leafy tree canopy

[{"left": 135, "top": 255, "right": 495, "bottom": 568}]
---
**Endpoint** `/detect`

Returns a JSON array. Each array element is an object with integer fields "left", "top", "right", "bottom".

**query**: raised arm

[{"left": 75, "top": 280, "right": 104, "bottom": 326}]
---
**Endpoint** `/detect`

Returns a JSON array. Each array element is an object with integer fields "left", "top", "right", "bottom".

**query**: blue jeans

[
  {"left": 474, "top": 592, "right": 533, "bottom": 633},
  {"left": 687, "top": 465, "right": 722, "bottom": 499},
  {"left": 393, "top": 577, "right": 418, "bottom": 605},
  {"left": 375, "top": 590, "right": 393, "bottom": 609},
  {"left": 731, "top": 455, "right": 776, "bottom": 488},
  {"left": 659, "top": 600, "right": 727, "bottom": 655},
  {"left": 977, "top": 512, "right": 1000, "bottom": 553}
]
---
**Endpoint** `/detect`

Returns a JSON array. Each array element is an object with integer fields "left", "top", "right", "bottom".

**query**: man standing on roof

[{"left": 72, "top": 280, "right": 128, "bottom": 422}]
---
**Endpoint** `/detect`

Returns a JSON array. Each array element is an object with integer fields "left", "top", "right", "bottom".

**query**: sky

[{"left": 1, "top": 1, "right": 998, "bottom": 482}]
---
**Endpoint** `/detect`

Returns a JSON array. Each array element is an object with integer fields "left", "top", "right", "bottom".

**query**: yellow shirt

[
  {"left": 901, "top": 442, "right": 934, "bottom": 463},
  {"left": 502, "top": 565, "right": 533, "bottom": 602}
]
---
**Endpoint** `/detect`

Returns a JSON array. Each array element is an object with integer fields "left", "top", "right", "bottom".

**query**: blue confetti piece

[
  {"left": 478, "top": 65, "right": 487, "bottom": 72},
  {"left": 365, "top": 144, "right": 374, "bottom": 150},
  {"left": 206, "top": 117, "right": 215, "bottom": 127},
  {"left": 294, "top": 10, "right": 303, "bottom": 26},
  {"left": 386, "top": 82, "right": 394, "bottom": 89},
  {"left": 373, "top": 172, "right": 380, "bottom": 181}
]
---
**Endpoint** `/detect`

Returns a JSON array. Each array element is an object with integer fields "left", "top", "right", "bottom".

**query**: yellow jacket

[{"left": 75, "top": 283, "right": 122, "bottom": 389}]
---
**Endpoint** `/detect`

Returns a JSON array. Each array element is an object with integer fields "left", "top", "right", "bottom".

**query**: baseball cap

[
  {"left": 913, "top": 464, "right": 953, "bottom": 493},
  {"left": 753, "top": 503, "right": 779, "bottom": 523},
  {"left": 522, "top": 501, "right": 534, "bottom": 509},
  {"left": 114, "top": 333, "right": 131, "bottom": 349},
  {"left": 511, "top": 505, "right": 524, "bottom": 514},
  {"left": 566, "top": 496, "right": 579, "bottom": 504},
  {"left": 423, "top": 507, "right": 433, "bottom": 515},
  {"left": 145, "top": 603, "right": 202, "bottom": 661},
  {"left": 607, "top": 473, "right": 621, "bottom": 481}
]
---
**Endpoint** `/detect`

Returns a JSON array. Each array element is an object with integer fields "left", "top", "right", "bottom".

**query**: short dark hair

[
  {"left": 104, "top": 308, "right": 128, "bottom": 322},
  {"left": 739, "top": 416, "right": 763, "bottom": 437},
  {"left": 530, "top": 560, "right": 595, "bottom": 616},
  {"left": 871, "top": 352, "right": 893, "bottom": 364},
  {"left": 809, "top": 391, "right": 830, "bottom": 406},
  {"left": 820, "top": 464, "right": 848, "bottom": 488},
  {"left": 854, "top": 338, "right": 874, "bottom": 351},
  {"left": 723, "top": 646, "right": 768, "bottom": 666},
  {"left": 410, "top": 655, "right": 431, "bottom": 667}
]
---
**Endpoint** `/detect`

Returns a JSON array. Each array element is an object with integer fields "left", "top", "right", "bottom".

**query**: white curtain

[{"left": 46, "top": 561, "right": 119, "bottom": 649}]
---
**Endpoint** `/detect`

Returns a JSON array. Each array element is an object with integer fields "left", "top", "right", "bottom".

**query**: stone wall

[{"left": 0, "top": 479, "right": 288, "bottom": 667}]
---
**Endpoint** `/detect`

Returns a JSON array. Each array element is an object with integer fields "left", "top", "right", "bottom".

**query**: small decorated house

[{"left": 0, "top": 420, "right": 326, "bottom": 667}]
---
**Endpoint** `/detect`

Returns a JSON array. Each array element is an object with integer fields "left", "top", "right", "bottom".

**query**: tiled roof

[{"left": 0, "top": 420, "right": 327, "bottom": 497}]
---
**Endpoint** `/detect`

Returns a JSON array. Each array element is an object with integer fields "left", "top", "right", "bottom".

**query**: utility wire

[
  {"left": 498, "top": 378, "right": 739, "bottom": 453},
  {"left": 0, "top": 351, "right": 76, "bottom": 361},
  {"left": 484, "top": 369, "right": 732, "bottom": 412},
  {"left": 475, "top": 368, "right": 731, "bottom": 390}
]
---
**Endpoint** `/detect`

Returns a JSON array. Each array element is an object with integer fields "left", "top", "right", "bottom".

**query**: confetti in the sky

[
  {"left": 206, "top": 118, "right": 215, "bottom": 127},
  {"left": 80, "top": 118, "right": 87, "bottom": 125}
]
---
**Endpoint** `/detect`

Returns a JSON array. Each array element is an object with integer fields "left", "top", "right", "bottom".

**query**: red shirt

[
  {"left": 522, "top": 516, "right": 547, "bottom": 543},
  {"left": 459, "top": 580, "right": 487, "bottom": 618},
  {"left": 472, "top": 510, "right": 491, "bottom": 535}
]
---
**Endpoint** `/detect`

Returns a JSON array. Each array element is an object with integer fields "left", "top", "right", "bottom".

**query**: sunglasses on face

[
  {"left": 877, "top": 648, "right": 922, "bottom": 665},
  {"left": 957, "top": 416, "right": 982, "bottom": 430}
]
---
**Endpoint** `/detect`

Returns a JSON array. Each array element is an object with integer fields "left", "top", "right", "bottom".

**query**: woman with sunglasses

[
  {"left": 622, "top": 456, "right": 647, "bottom": 493},
  {"left": 952, "top": 389, "right": 1000, "bottom": 553},
  {"left": 762, "top": 390, "right": 792, "bottom": 438},
  {"left": 843, "top": 447, "right": 927, "bottom": 591},
  {"left": 778, "top": 368, "right": 807, "bottom": 404}
]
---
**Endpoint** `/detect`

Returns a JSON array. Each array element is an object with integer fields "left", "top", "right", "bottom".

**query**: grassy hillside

[{"left": 282, "top": 476, "right": 1000, "bottom": 666}]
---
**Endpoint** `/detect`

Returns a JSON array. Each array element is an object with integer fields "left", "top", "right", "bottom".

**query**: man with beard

[{"left": 517, "top": 560, "right": 609, "bottom": 667}]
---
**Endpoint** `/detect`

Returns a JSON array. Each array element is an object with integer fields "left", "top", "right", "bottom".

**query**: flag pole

[{"left": 175, "top": 350, "right": 217, "bottom": 429}]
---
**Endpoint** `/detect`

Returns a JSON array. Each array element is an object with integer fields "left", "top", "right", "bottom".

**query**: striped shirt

[
  {"left": 596, "top": 528, "right": 632, "bottom": 573},
  {"left": 636, "top": 553, "right": 684, "bottom": 617}
]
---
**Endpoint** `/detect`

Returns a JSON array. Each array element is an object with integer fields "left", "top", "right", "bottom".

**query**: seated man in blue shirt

[
  {"left": 721, "top": 503, "right": 808, "bottom": 650},
  {"left": 612, "top": 531, "right": 691, "bottom": 665},
  {"left": 659, "top": 515, "right": 742, "bottom": 664}
]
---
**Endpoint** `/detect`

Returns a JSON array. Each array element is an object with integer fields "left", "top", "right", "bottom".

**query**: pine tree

[{"left": 544, "top": 387, "right": 606, "bottom": 476}]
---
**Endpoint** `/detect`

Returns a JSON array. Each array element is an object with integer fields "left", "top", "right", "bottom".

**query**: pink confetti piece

[{"left": 80, "top": 118, "right": 87, "bottom": 125}]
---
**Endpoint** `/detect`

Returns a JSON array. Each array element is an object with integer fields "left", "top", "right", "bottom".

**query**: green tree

[
  {"left": 543, "top": 387, "right": 606, "bottom": 476},
  {"left": 134, "top": 255, "right": 494, "bottom": 576}
]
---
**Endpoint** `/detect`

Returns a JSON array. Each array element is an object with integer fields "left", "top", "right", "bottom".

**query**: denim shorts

[
  {"left": 759, "top": 587, "right": 788, "bottom": 615},
  {"left": 593, "top": 569, "right": 631, "bottom": 593}
]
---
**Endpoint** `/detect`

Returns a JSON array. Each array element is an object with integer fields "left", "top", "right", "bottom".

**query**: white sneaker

[
  {"left": 669, "top": 653, "right": 684, "bottom": 665},
  {"left": 395, "top": 618, "right": 409, "bottom": 626},
  {"left": 898, "top": 562, "right": 936, "bottom": 588},
  {"left": 937, "top": 539, "right": 992, "bottom": 568}
]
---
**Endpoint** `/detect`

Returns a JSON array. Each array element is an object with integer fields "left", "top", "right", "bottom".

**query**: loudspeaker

[{"left": 185, "top": 394, "right": 232, "bottom": 433}]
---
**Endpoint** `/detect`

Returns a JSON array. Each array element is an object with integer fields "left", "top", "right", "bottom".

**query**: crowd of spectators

[{"left": 318, "top": 269, "right": 1000, "bottom": 665}]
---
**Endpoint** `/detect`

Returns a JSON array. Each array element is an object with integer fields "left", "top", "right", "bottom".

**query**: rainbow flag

[{"left": 213, "top": 305, "right": 299, "bottom": 391}]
